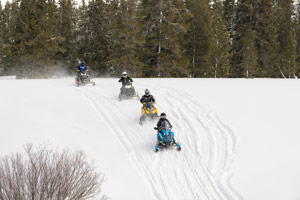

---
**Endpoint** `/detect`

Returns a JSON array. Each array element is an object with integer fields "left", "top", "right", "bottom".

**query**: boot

[{"left": 172, "top": 138, "right": 177, "bottom": 145}]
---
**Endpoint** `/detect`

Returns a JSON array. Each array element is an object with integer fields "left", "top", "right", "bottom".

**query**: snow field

[
  {"left": 74, "top": 78, "right": 239, "bottom": 200},
  {"left": 2, "top": 78, "right": 300, "bottom": 200}
]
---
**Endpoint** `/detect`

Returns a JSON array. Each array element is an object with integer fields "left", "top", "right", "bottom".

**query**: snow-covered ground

[{"left": 0, "top": 77, "right": 300, "bottom": 200}]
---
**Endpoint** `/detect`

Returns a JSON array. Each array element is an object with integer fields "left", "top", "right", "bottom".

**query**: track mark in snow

[{"left": 74, "top": 82, "right": 240, "bottom": 200}]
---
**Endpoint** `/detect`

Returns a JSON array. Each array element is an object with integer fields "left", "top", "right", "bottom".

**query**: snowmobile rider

[
  {"left": 157, "top": 113, "right": 172, "bottom": 131},
  {"left": 118, "top": 71, "right": 133, "bottom": 86},
  {"left": 139, "top": 89, "right": 158, "bottom": 124},
  {"left": 119, "top": 71, "right": 135, "bottom": 95},
  {"left": 140, "top": 89, "right": 155, "bottom": 104},
  {"left": 156, "top": 113, "right": 175, "bottom": 144},
  {"left": 77, "top": 61, "right": 88, "bottom": 76}
]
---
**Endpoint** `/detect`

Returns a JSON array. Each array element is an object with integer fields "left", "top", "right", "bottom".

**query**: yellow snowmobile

[{"left": 139, "top": 102, "right": 158, "bottom": 125}]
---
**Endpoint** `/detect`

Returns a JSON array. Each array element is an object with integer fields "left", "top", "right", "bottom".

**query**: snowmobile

[
  {"left": 139, "top": 102, "right": 158, "bottom": 125},
  {"left": 154, "top": 122, "right": 181, "bottom": 152},
  {"left": 119, "top": 83, "right": 139, "bottom": 101},
  {"left": 75, "top": 71, "right": 95, "bottom": 87}
]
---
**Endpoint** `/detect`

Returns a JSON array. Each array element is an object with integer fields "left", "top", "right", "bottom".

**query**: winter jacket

[
  {"left": 157, "top": 118, "right": 172, "bottom": 131},
  {"left": 119, "top": 76, "right": 133, "bottom": 86},
  {"left": 140, "top": 94, "right": 155, "bottom": 104},
  {"left": 77, "top": 64, "right": 87, "bottom": 71}
]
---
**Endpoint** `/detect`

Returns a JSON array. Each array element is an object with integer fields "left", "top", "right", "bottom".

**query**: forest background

[{"left": 0, "top": 0, "right": 299, "bottom": 79}]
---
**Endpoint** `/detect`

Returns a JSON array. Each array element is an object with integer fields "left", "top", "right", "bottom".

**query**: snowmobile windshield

[
  {"left": 124, "top": 84, "right": 132, "bottom": 88},
  {"left": 160, "top": 120, "right": 171, "bottom": 131}
]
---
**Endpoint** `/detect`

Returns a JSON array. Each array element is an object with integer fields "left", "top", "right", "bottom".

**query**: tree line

[{"left": 0, "top": 0, "right": 299, "bottom": 78}]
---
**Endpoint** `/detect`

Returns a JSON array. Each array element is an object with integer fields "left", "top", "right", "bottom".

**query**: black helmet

[
  {"left": 160, "top": 113, "right": 167, "bottom": 119},
  {"left": 145, "top": 89, "right": 150, "bottom": 95}
]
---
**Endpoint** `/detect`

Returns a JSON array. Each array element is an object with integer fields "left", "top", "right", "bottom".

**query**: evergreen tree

[
  {"left": 255, "top": 0, "right": 279, "bottom": 77},
  {"left": 186, "top": 0, "right": 214, "bottom": 77},
  {"left": 232, "top": 0, "right": 257, "bottom": 77},
  {"left": 74, "top": 0, "right": 88, "bottom": 65},
  {"left": 57, "top": 0, "right": 76, "bottom": 74},
  {"left": 232, "top": 0, "right": 278, "bottom": 77},
  {"left": 223, "top": 0, "right": 235, "bottom": 33},
  {"left": 277, "top": 0, "right": 296, "bottom": 78},
  {"left": 241, "top": 28, "right": 258, "bottom": 78},
  {"left": 295, "top": 0, "right": 300, "bottom": 77},
  {"left": 140, "top": 0, "right": 190, "bottom": 77},
  {"left": 6, "top": 0, "right": 60, "bottom": 78},
  {"left": 76, "top": 0, "right": 110, "bottom": 76},
  {"left": 1, "top": 1, "right": 21, "bottom": 76},
  {"left": 108, "top": 0, "right": 144, "bottom": 77},
  {"left": 211, "top": 0, "right": 231, "bottom": 78},
  {"left": 0, "top": 4, "right": 4, "bottom": 75}
]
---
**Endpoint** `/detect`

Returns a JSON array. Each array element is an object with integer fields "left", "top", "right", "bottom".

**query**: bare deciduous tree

[{"left": 0, "top": 144, "right": 106, "bottom": 200}]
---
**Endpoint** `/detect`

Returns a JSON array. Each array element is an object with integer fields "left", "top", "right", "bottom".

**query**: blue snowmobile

[{"left": 154, "top": 120, "right": 181, "bottom": 152}]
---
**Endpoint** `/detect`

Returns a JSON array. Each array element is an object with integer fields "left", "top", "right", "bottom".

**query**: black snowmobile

[
  {"left": 75, "top": 71, "right": 95, "bottom": 87},
  {"left": 119, "top": 83, "right": 139, "bottom": 101}
]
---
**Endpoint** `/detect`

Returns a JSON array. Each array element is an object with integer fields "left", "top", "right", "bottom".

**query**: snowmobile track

[{"left": 74, "top": 82, "right": 240, "bottom": 200}]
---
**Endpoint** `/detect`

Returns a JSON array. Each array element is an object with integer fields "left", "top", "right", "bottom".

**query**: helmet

[
  {"left": 145, "top": 89, "right": 150, "bottom": 95},
  {"left": 160, "top": 113, "right": 167, "bottom": 119},
  {"left": 122, "top": 71, "right": 127, "bottom": 77},
  {"left": 80, "top": 61, "right": 86, "bottom": 66}
]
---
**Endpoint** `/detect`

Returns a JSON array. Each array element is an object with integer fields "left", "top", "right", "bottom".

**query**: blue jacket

[{"left": 78, "top": 64, "right": 87, "bottom": 71}]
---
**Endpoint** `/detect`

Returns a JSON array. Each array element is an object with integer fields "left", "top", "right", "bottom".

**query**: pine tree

[
  {"left": 232, "top": 0, "right": 257, "bottom": 77},
  {"left": 277, "top": 0, "right": 296, "bottom": 78},
  {"left": 108, "top": 0, "right": 144, "bottom": 77},
  {"left": 57, "top": 0, "right": 76, "bottom": 74},
  {"left": 241, "top": 28, "right": 258, "bottom": 78},
  {"left": 5, "top": 0, "right": 61, "bottom": 78},
  {"left": 295, "top": 0, "right": 300, "bottom": 77},
  {"left": 76, "top": 0, "right": 110, "bottom": 76},
  {"left": 211, "top": 0, "right": 231, "bottom": 78},
  {"left": 255, "top": 0, "right": 279, "bottom": 77},
  {"left": 1, "top": 1, "right": 21, "bottom": 76},
  {"left": 140, "top": 0, "right": 190, "bottom": 77},
  {"left": 74, "top": 0, "right": 88, "bottom": 64},
  {"left": 186, "top": 0, "right": 214, "bottom": 77},
  {"left": 223, "top": 0, "right": 235, "bottom": 33},
  {"left": 0, "top": 4, "right": 4, "bottom": 75},
  {"left": 232, "top": 0, "right": 278, "bottom": 77}
]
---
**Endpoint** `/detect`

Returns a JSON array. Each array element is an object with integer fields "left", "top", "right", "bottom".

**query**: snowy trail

[{"left": 75, "top": 79, "right": 239, "bottom": 200}]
